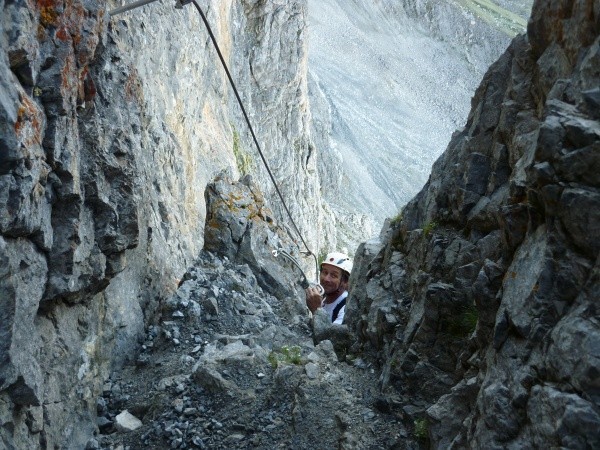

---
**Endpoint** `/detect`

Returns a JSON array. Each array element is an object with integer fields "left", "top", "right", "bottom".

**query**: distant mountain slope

[{"left": 308, "top": 0, "right": 533, "bottom": 243}]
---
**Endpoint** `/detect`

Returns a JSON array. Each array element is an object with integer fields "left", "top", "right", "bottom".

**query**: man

[{"left": 305, "top": 252, "right": 352, "bottom": 324}]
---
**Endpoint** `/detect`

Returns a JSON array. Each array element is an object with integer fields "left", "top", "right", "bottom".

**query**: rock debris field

[{"left": 93, "top": 252, "right": 419, "bottom": 450}]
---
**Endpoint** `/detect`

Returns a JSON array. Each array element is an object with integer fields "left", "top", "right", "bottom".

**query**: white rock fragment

[{"left": 115, "top": 410, "right": 142, "bottom": 432}]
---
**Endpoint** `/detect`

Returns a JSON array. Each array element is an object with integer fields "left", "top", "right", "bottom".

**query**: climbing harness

[
  {"left": 272, "top": 249, "right": 324, "bottom": 295},
  {"left": 109, "top": 0, "right": 320, "bottom": 277},
  {"left": 332, "top": 297, "right": 346, "bottom": 323}
]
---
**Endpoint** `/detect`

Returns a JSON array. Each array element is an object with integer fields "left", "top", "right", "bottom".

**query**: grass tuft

[
  {"left": 268, "top": 345, "right": 303, "bottom": 368},
  {"left": 414, "top": 418, "right": 429, "bottom": 441}
]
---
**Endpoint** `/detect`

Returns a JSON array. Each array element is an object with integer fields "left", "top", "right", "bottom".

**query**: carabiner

[{"left": 272, "top": 248, "right": 324, "bottom": 295}]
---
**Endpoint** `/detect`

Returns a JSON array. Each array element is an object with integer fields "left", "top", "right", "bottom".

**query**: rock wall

[
  {"left": 0, "top": 0, "right": 327, "bottom": 448},
  {"left": 348, "top": 0, "right": 599, "bottom": 447}
]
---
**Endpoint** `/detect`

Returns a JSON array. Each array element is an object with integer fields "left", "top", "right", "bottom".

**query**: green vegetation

[
  {"left": 232, "top": 127, "right": 254, "bottom": 176},
  {"left": 458, "top": 0, "right": 527, "bottom": 37},
  {"left": 414, "top": 418, "right": 429, "bottom": 441},
  {"left": 268, "top": 345, "right": 303, "bottom": 368},
  {"left": 423, "top": 221, "right": 438, "bottom": 237},
  {"left": 448, "top": 304, "right": 479, "bottom": 337},
  {"left": 390, "top": 211, "right": 403, "bottom": 225}
]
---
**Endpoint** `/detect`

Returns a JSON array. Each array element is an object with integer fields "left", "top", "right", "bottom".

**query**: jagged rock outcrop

[
  {"left": 0, "top": 0, "right": 328, "bottom": 448},
  {"left": 203, "top": 172, "right": 309, "bottom": 300},
  {"left": 347, "top": 0, "right": 599, "bottom": 447}
]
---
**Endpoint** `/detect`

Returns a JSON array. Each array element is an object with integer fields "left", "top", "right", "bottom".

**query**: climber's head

[{"left": 319, "top": 252, "right": 352, "bottom": 297}]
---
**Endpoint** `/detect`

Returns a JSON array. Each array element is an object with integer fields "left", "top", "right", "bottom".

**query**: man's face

[{"left": 320, "top": 264, "right": 344, "bottom": 294}]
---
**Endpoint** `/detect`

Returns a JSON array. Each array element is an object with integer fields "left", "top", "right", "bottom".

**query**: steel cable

[{"left": 191, "top": 0, "right": 318, "bottom": 273}]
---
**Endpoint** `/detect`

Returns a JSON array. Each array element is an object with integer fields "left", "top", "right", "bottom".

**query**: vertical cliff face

[
  {"left": 0, "top": 0, "right": 326, "bottom": 447},
  {"left": 348, "top": 0, "right": 599, "bottom": 446}
]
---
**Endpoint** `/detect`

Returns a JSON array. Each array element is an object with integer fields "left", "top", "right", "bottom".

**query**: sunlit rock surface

[{"left": 0, "top": 0, "right": 326, "bottom": 447}]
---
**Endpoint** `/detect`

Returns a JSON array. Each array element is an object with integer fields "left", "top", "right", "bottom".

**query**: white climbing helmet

[{"left": 321, "top": 252, "right": 353, "bottom": 275}]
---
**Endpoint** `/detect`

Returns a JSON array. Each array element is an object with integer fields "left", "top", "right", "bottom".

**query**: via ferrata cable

[
  {"left": 108, "top": 0, "right": 320, "bottom": 277},
  {"left": 191, "top": 0, "right": 319, "bottom": 276}
]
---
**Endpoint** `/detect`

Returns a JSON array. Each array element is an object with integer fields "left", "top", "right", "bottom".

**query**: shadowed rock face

[{"left": 347, "top": 0, "right": 599, "bottom": 447}]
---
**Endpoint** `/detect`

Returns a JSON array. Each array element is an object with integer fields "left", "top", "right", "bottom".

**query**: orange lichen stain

[
  {"left": 36, "top": 0, "right": 59, "bottom": 7},
  {"left": 14, "top": 95, "right": 44, "bottom": 147},
  {"left": 63, "top": 1, "right": 86, "bottom": 47},
  {"left": 37, "top": 0, "right": 60, "bottom": 25},
  {"left": 56, "top": 25, "right": 70, "bottom": 41},
  {"left": 37, "top": 23, "right": 47, "bottom": 40},
  {"left": 14, "top": 105, "right": 27, "bottom": 134},
  {"left": 39, "top": 6, "right": 58, "bottom": 26},
  {"left": 502, "top": 270, "right": 518, "bottom": 284},
  {"left": 71, "top": 29, "right": 82, "bottom": 46},
  {"left": 206, "top": 218, "right": 222, "bottom": 229},
  {"left": 60, "top": 54, "right": 78, "bottom": 101},
  {"left": 124, "top": 69, "right": 144, "bottom": 104},
  {"left": 77, "top": 66, "right": 96, "bottom": 104}
]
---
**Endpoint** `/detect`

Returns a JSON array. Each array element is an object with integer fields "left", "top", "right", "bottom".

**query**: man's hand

[{"left": 305, "top": 286, "right": 322, "bottom": 313}]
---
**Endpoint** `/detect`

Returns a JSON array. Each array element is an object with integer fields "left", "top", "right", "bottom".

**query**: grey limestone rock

[
  {"left": 346, "top": 0, "right": 600, "bottom": 448},
  {"left": 0, "top": 0, "right": 324, "bottom": 447},
  {"left": 203, "top": 172, "right": 307, "bottom": 301},
  {"left": 114, "top": 410, "right": 142, "bottom": 432}
]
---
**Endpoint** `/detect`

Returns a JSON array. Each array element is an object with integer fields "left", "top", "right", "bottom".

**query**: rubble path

[{"left": 93, "top": 252, "right": 418, "bottom": 450}]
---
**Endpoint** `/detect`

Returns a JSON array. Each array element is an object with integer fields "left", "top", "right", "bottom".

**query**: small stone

[
  {"left": 97, "top": 416, "right": 113, "bottom": 432},
  {"left": 192, "top": 436, "right": 205, "bottom": 448},
  {"left": 184, "top": 407, "right": 198, "bottom": 416},
  {"left": 173, "top": 310, "right": 185, "bottom": 319},
  {"left": 305, "top": 362, "right": 319, "bottom": 379},
  {"left": 180, "top": 355, "right": 195, "bottom": 365},
  {"left": 115, "top": 410, "right": 142, "bottom": 432},
  {"left": 85, "top": 438, "right": 101, "bottom": 450},
  {"left": 362, "top": 409, "right": 376, "bottom": 421},
  {"left": 172, "top": 398, "right": 184, "bottom": 413},
  {"left": 97, "top": 397, "right": 107, "bottom": 414},
  {"left": 256, "top": 372, "right": 265, "bottom": 378},
  {"left": 227, "top": 433, "right": 246, "bottom": 441}
]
